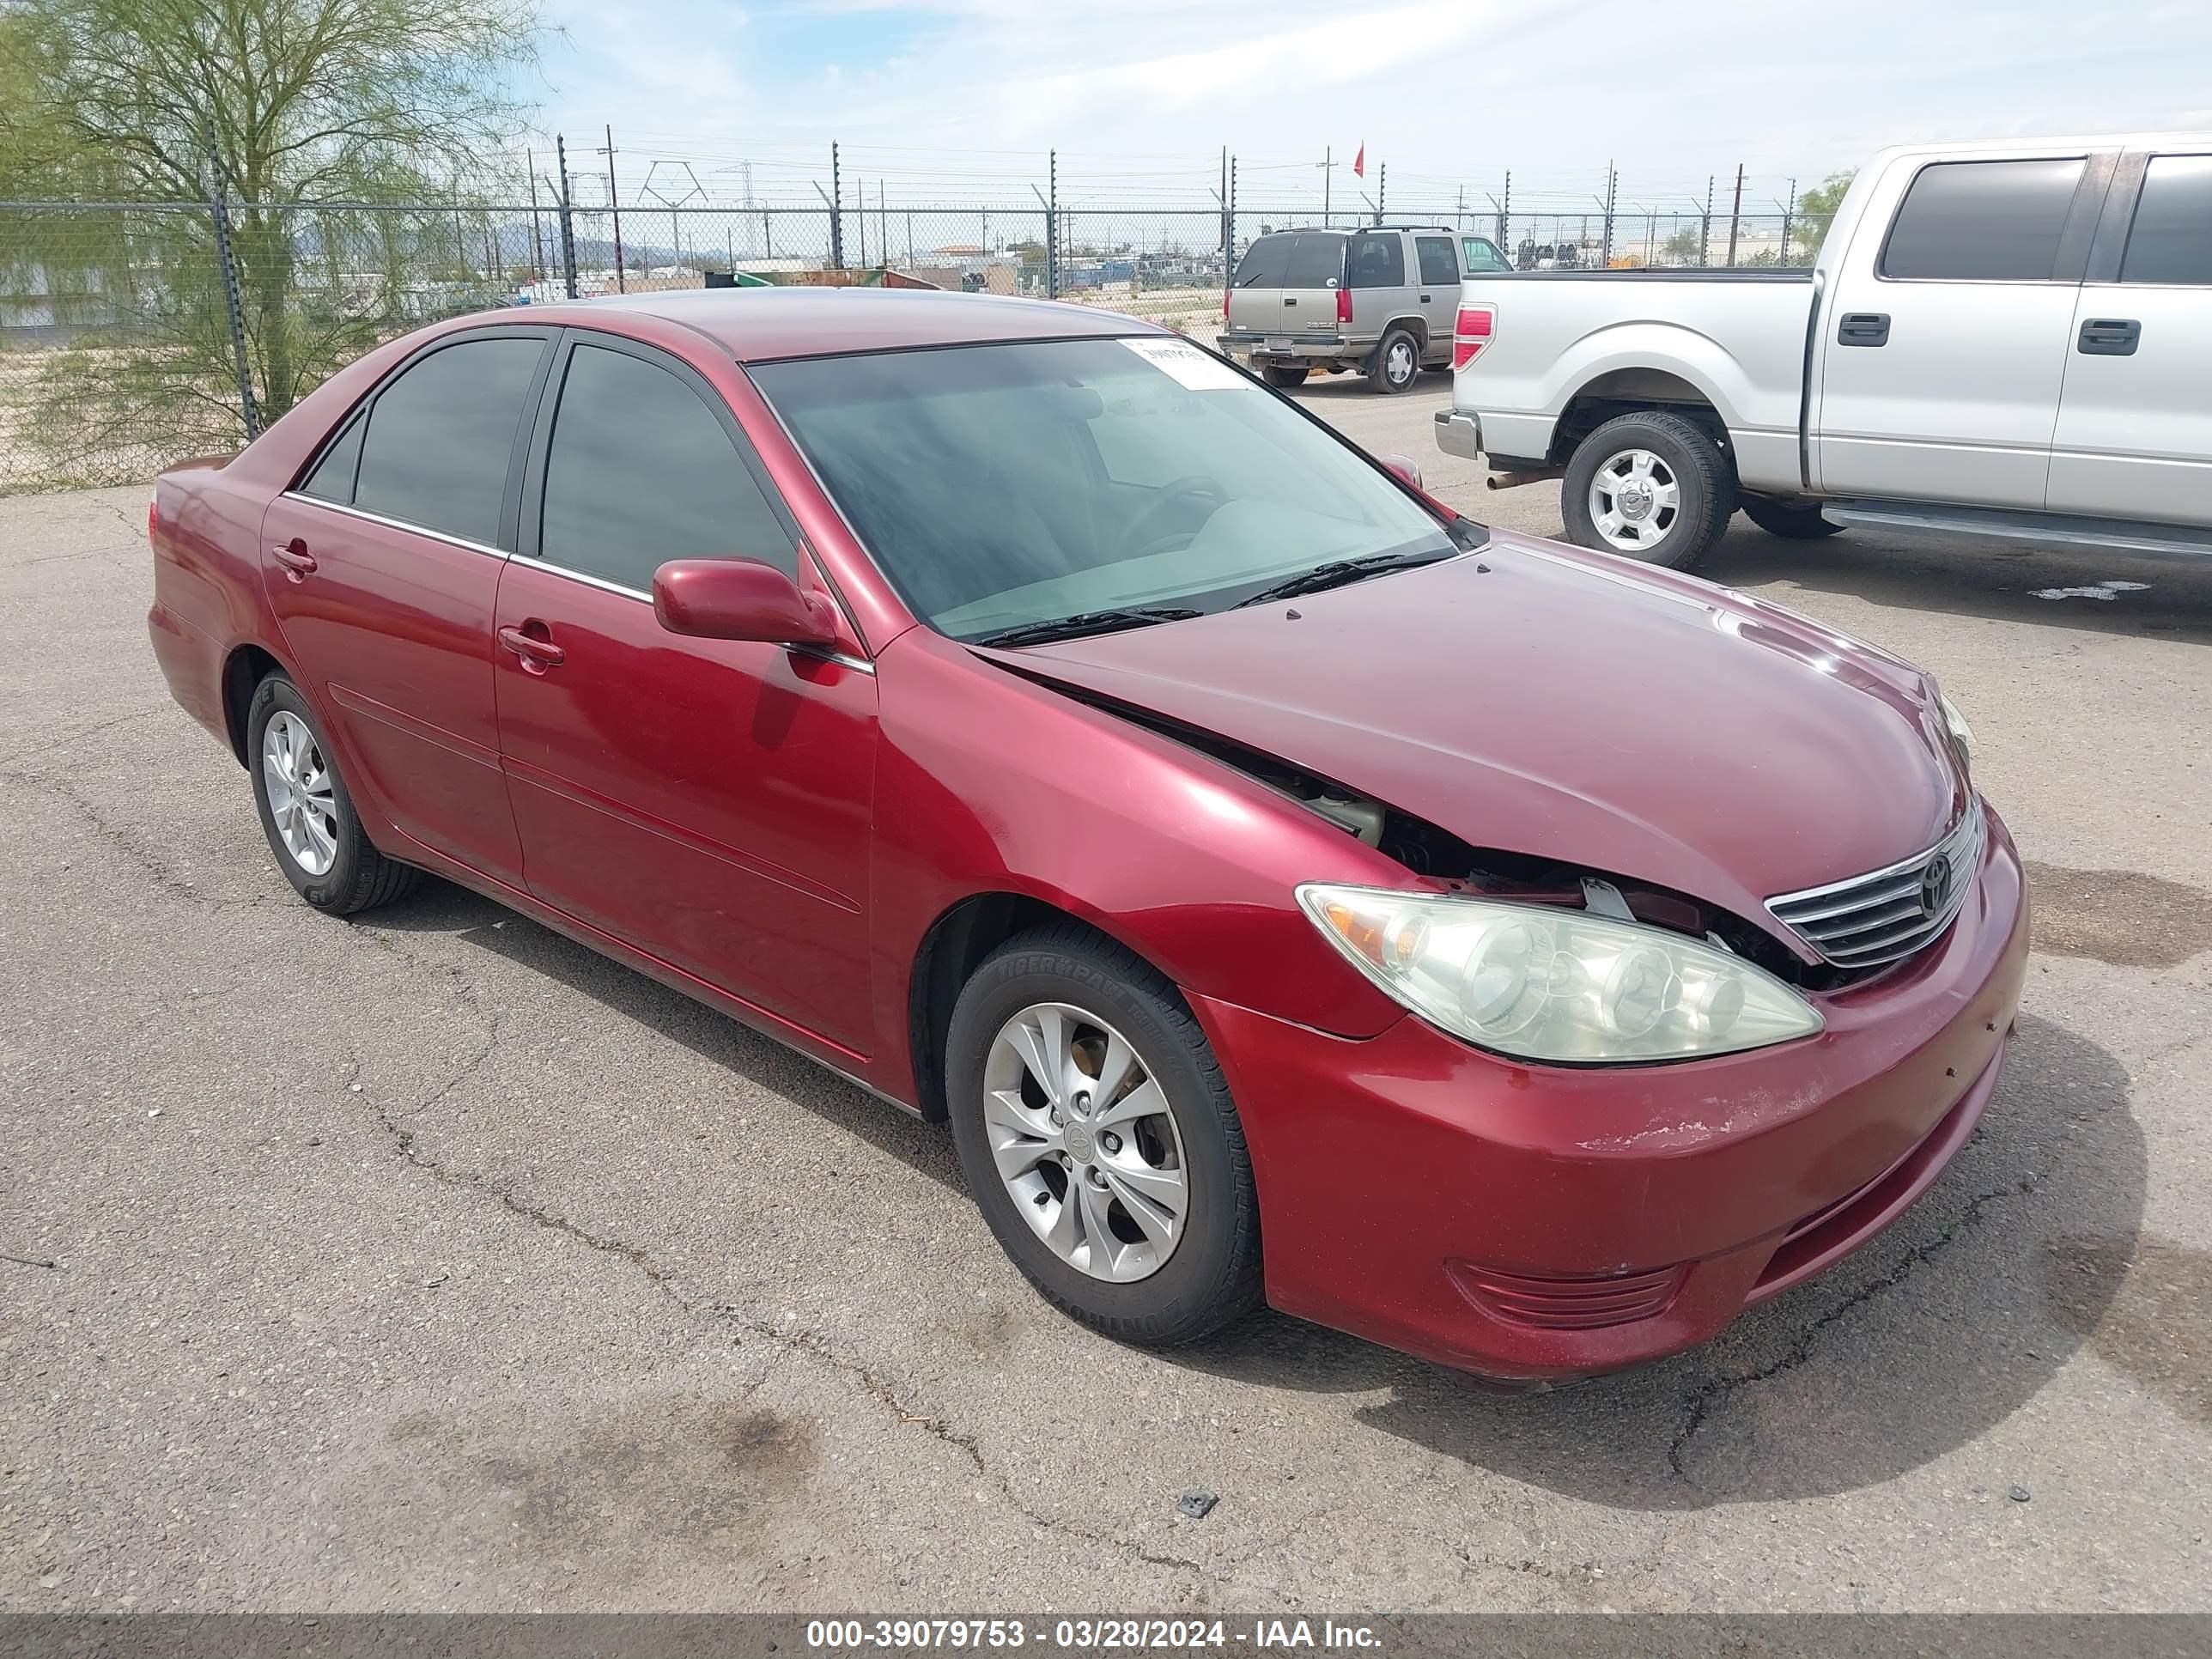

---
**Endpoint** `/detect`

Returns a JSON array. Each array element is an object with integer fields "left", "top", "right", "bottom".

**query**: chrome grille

[{"left": 1767, "top": 799, "right": 1984, "bottom": 969}]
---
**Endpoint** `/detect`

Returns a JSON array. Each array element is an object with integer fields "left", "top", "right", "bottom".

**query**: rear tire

[
  {"left": 945, "top": 923, "right": 1262, "bottom": 1347},
  {"left": 1742, "top": 496, "right": 1845, "bottom": 539},
  {"left": 1261, "top": 364, "right": 1310, "bottom": 389},
  {"left": 1369, "top": 326, "right": 1421, "bottom": 394},
  {"left": 1561, "top": 410, "right": 1735, "bottom": 570},
  {"left": 247, "top": 674, "right": 420, "bottom": 915}
]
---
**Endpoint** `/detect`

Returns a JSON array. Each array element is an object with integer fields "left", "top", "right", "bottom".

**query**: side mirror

[
  {"left": 1379, "top": 453, "right": 1424, "bottom": 491},
  {"left": 652, "top": 558, "right": 840, "bottom": 647}
]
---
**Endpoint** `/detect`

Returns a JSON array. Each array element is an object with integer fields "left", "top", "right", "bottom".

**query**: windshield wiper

[
  {"left": 969, "top": 607, "right": 1205, "bottom": 648},
  {"left": 1232, "top": 549, "right": 1456, "bottom": 608}
]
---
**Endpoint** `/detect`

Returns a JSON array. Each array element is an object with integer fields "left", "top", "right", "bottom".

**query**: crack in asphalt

[
  {"left": 3, "top": 763, "right": 262, "bottom": 911},
  {"left": 1663, "top": 1160, "right": 2029, "bottom": 1485},
  {"left": 0, "top": 705, "right": 177, "bottom": 768}
]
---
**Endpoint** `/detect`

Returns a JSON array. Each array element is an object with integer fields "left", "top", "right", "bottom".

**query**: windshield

[{"left": 750, "top": 336, "right": 1471, "bottom": 641}]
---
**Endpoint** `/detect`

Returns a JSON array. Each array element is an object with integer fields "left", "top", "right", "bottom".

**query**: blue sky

[{"left": 524, "top": 0, "right": 2212, "bottom": 216}]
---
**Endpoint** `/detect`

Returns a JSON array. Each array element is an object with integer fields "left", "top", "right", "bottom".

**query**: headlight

[
  {"left": 1297, "top": 884, "right": 1824, "bottom": 1065},
  {"left": 1940, "top": 693, "right": 1974, "bottom": 772}
]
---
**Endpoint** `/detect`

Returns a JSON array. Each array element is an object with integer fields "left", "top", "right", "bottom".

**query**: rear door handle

[
  {"left": 2078, "top": 318, "right": 2141, "bottom": 356},
  {"left": 270, "top": 540, "right": 317, "bottom": 580},
  {"left": 1837, "top": 312, "right": 1890, "bottom": 347},
  {"left": 1283, "top": 297, "right": 1297, "bottom": 306},
  {"left": 1419, "top": 292, "right": 1433, "bottom": 302},
  {"left": 498, "top": 623, "right": 565, "bottom": 672}
]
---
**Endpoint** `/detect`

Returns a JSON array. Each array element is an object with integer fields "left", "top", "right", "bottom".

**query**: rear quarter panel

[{"left": 1451, "top": 275, "right": 1814, "bottom": 488}]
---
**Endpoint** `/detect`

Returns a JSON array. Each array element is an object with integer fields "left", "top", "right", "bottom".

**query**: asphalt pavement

[{"left": 3, "top": 379, "right": 2208, "bottom": 1613}]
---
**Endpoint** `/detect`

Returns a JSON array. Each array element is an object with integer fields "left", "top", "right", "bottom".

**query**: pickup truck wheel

[
  {"left": 1369, "top": 328, "right": 1421, "bottom": 394},
  {"left": 1742, "top": 497, "right": 1845, "bottom": 539},
  {"left": 1562, "top": 411, "right": 1735, "bottom": 569},
  {"left": 1262, "top": 364, "right": 1310, "bottom": 389},
  {"left": 247, "top": 674, "right": 420, "bottom": 915}
]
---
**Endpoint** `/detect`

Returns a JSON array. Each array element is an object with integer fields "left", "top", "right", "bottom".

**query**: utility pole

[
  {"left": 1322, "top": 145, "right": 1331, "bottom": 227},
  {"left": 1699, "top": 175, "right": 1714, "bottom": 266},
  {"left": 830, "top": 142, "right": 845, "bottom": 269},
  {"left": 599, "top": 125, "right": 624, "bottom": 292},
  {"left": 555, "top": 133, "right": 578, "bottom": 298},
  {"left": 1725, "top": 162, "right": 1745, "bottom": 267},
  {"left": 1455, "top": 185, "right": 1464, "bottom": 230}
]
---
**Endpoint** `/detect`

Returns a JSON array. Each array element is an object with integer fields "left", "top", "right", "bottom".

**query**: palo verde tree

[
  {"left": 3, "top": 0, "right": 543, "bottom": 477},
  {"left": 1791, "top": 171, "right": 1856, "bottom": 262}
]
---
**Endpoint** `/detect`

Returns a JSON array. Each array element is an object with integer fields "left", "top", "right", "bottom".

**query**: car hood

[{"left": 989, "top": 532, "right": 1966, "bottom": 946}]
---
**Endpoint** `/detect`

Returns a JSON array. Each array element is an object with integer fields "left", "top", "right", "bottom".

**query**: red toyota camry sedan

[{"left": 148, "top": 289, "right": 2026, "bottom": 1380}]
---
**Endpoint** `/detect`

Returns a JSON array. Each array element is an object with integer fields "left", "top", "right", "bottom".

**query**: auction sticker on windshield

[{"left": 1119, "top": 337, "right": 1247, "bottom": 390}]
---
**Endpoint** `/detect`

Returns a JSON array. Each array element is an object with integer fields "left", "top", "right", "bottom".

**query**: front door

[
  {"left": 491, "top": 333, "right": 878, "bottom": 1057},
  {"left": 2047, "top": 149, "right": 2212, "bottom": 523},
  {"left": 260, "top": 327, "right": 554, "bottom": 883},
  {"left": 1814, "top": 155, "right": 2100, "bottom": 507}
]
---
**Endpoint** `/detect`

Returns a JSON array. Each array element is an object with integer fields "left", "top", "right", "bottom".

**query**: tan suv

[{"left": 1218, "top": 226, "right": 1511, "bottom": 393}]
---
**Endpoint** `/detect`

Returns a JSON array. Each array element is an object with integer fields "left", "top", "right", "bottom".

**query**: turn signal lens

[{"left": 1298, "top": 883, "right": 1824, "bottom": 1065}]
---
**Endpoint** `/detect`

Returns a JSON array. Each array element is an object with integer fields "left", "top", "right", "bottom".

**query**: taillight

[
  {"left": 1222, "top": 286, "right": 1231, "bottom": 322},
  {"left": 1335, "top": 284, "right": 1352, "bottom": 327},
  {"left": 1451, "top": 303, "right": 1495, "bottom": 370}
]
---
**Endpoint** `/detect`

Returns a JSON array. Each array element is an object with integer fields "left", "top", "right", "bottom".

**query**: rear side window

[
  {"left": 299, "top": 416, "right": 364, "bottom": 504},
  {"left": 1347, "top": 233, "right": 1405, "bottom": 289},
  {"left": 1416, "top": 237, "right": 1458, "bottom": 286},
  {"left": 1462, "top": 236, "right": 1510, "bottom": 272},
  {"left": 1232, "top": 234, "right": 1292, "bottom": 288},
  {"left": 352, "top": 337, "right": 544, "bottom": 545},
  {"left": 1881, "top": 158, "right": 2085, "bottom": 282},
  {"left": 2121, "top": 154, "right": 2212, "bottom": 284},
  {"left": 538, "top": 342, "right": 796, "bottom": 591},
  {"left": 1280, "top": 233, "right": 1346, "bottom": 289}
]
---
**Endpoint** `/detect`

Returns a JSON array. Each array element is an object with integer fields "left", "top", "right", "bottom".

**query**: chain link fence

[{"left": 2, "top": 192, "right": 1809, "bottom": 495}]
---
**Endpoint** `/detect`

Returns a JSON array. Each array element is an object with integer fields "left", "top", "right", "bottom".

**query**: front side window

[
  {"left": 2121, "top": 154, "right": 2212, "bottom": 285},
  {"left": 1881, "top": 158, "right": 2085, "bottom": 282},
  {"left": 750, "top": 337, "right": 1470, "bottom": 641},
  {"left": 537, "top": 343, "right": 795, "bottom": 592},
  {"left": 1347, "top": 233, "right": 1406, "bottom": 289},
  {"left": 1416, "top": 237, "right": 1459, "bottom": 286},
  {"left": 1462, "top": 236, "right": 1510, "bottom": 272},
  {"left": 352, "top": 336, "right": 545, "bottom": 545}
]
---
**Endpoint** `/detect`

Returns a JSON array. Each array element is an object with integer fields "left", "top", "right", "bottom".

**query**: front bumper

[
  {"left": 1434, "top": 408, "right": 1483, "bottom": 460},
  {"left": 1191, "top": 806, "right": 2030, "bottom": 1381}
]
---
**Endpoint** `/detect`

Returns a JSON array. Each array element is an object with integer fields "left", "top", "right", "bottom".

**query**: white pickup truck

[{"left": 1434, "top": 131, "right": 2212, "bottom": 568}]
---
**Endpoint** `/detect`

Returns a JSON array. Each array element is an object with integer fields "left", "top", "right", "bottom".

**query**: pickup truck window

[
  {"left": 1347, "top": 233, "right": 1404, "bottom": 289},
  {"left": 1881, "top": 157, "right": 2085, "bottom": 282},
  {"left": 2121, "top": 155, "right": 2212, "bottom": 285},
  {"left": 352, "top": 337, "right": 544, "bottom": 546}
]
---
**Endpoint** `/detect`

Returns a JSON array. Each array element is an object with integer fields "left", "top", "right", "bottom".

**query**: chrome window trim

[{"left": 279, "top": 492, "right": 507, "bottom": 559}]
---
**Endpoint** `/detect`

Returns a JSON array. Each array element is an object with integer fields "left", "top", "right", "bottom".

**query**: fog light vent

[{"left": 1447, "top": 1261, "right": 1686, "bottom": 1330}]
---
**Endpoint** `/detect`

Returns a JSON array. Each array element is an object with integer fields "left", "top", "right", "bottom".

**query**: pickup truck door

[
  {"left": 2047, "top": 148, "right": 2212, "bottom": 524},
  {"left": 1813, "top": 153, "right": 2110, "bottom": 507}
]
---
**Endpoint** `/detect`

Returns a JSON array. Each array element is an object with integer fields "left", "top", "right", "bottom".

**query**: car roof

[{"left": 526, "top": 286, "right": 1170, "bottom": 362}]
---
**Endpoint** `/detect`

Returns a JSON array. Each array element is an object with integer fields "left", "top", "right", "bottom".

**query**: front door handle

[
  {"left": 1837, "top": 312, "right": 1891, "bottom": 347},
  {"left": 2078, "top": 318, "right": 2141, "bottom": 356},
  {"left": 270, "top": 540, "right": 317, "bottom": 580},
  {"left": 498, "top": 623, "right": 565, "bottom": 672}
]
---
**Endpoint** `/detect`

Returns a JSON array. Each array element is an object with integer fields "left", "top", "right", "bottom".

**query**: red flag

[{"left": 1352, "top": 143, "right": 1365, "bottom": 179}]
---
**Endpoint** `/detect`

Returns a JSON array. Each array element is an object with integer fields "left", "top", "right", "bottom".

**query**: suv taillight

[
  {"left": 1452, "top": 303, "right": 1495, "bottom": 370},
  {"left": 1335, "top": 284, "right": 1352, "bottom": 327}
]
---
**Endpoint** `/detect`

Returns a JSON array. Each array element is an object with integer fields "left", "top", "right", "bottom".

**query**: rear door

[
  {"left": 491, "top": 331, "right": 879, "bottom": 1055},
  {"left": 260, "top": 326, "right": 554, "bottom": 883},
  {"left": 2047, "top": 148, "right": 2212, "bottom": 524},
  {"left": 1277, "top": 232, "right": 1346, "bottom": 337},
  {"left": 1226, "top": 232, "right": 1291, "bottom": 338},
  {"left": 1414, "top": 234, "right": 1462, "bottom": 360},
  {"left": 1814, "top": 153, "right": 2108, "bottom": 505}
]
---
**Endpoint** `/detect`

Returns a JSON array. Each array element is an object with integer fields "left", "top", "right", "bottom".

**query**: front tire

[
  {"left": 1561, "top": 410, "right": 1736, "bottom": 569},
  {"left": 1369, "top": 326, "right": 1421, "bottom": 394},
  {"left": 247, "top": 674, "right": 419, "bottom": 915},
  {"left": 1742, "top": 496, "right": 1845, "bottom": 539},
  {"left": 1261, "top": 364, "right": 1310, "bottom": 389},
  {"left": 945, "top": 924, "right": 1262, "bottom": 1346}
]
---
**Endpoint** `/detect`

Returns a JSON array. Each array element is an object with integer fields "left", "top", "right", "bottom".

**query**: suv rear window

[
  {"left": 1232, "top": 232, "right": 1344, "bottom": 289},
  {"left": 1881, "top": 158, "right": 2085, "bottom": 282}
]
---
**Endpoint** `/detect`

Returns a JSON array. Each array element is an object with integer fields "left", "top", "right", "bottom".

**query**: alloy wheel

[
  {"left": 981, "top": 1001, "right": 1189, "bottom": 1282},
  {"left": 1588, "top": 447, "right": 1682, "bottom": 554},
  {"left": 261, "top": 710, "right": 338, "bottom": 877}
]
